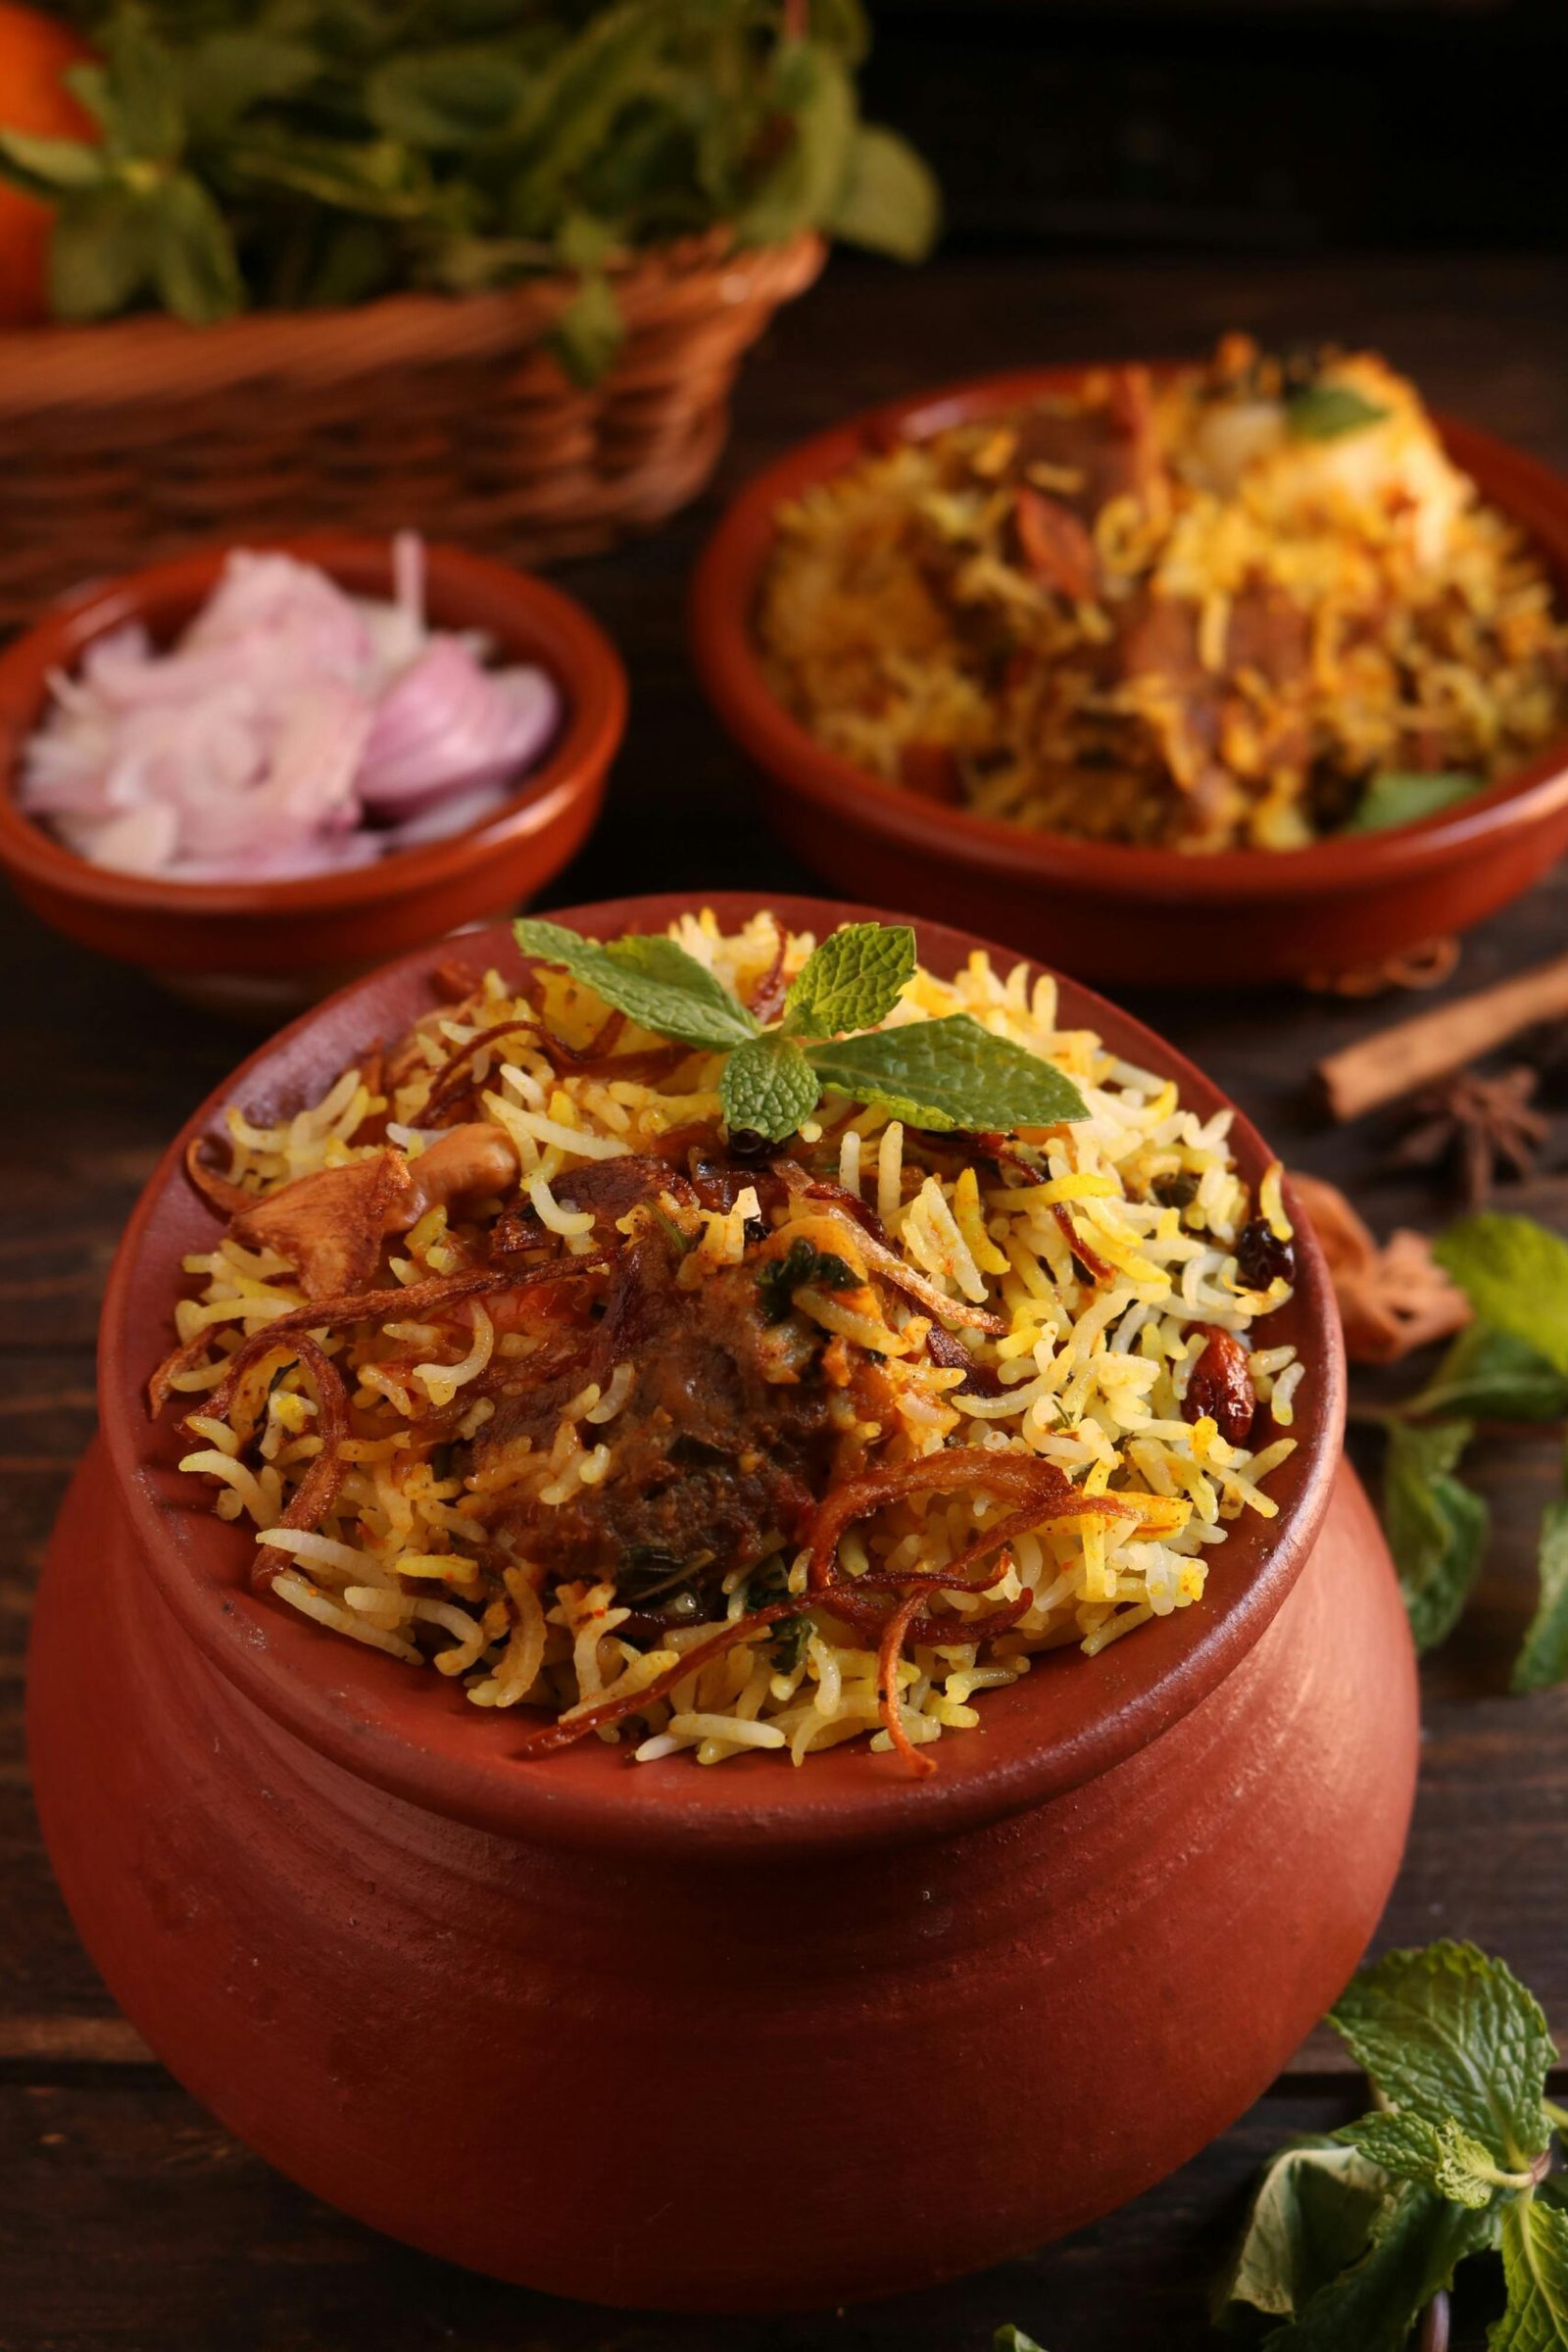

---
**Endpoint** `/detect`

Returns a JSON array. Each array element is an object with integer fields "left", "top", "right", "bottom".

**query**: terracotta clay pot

[
  {"left": 0, "top": 537, "right": 626, "bottom": 1011},
  {"left": 690, "top": 373, "right": 1568, "bottom": 988},
  {"left": 27, "top": 893, "right": 1417, "bottom": 2311}
]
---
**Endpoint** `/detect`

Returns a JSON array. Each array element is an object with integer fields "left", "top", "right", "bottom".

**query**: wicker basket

[{"left": 0, "top": 228, "right": 826, "bottom": 626}]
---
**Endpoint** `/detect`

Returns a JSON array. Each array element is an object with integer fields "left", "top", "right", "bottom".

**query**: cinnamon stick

[{"left": 1317, "top": 952, "right": 1568, "bottom": 1122}]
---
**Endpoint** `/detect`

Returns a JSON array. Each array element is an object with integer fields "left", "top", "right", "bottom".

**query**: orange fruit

[{"left": 0, "top": 3, "right": 99, "bottom": 326}]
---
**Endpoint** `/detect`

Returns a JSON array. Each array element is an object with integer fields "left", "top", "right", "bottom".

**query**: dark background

[{"left": 863, "top": 0, "right": 1565, "bottom": 255}]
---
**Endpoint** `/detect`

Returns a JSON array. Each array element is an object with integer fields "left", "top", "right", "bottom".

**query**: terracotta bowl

[
  {"left": 0, "top": 536, "right": 626, "bottom": 1013},
  {"left": 690, "top": 370, "right": 1568, "bottom": 987},
  {"left": 26, "top": 891, "right": 1416, "bottom": 2311}
]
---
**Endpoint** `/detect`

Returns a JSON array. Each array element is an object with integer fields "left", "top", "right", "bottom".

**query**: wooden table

[{"left": 5, "top": 251, "right": 1566, "bottom": 2351}]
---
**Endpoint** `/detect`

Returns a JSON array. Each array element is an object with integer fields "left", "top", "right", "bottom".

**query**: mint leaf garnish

[
  {"left": 1512, "top": 1491, "right": 1568, "bottom": 1696},
  {"left": 1330, "top": 1942, "right": 1555, "bottom": 2171},
  {"left": 1384, "top": 1419, "right": 1489, "bottom": 1654},
  {"left": 808, "top": 1014, "right": 1089, "bottom": 1132},
  {"left": 1434, "top": 1216, "right": 1568, "bottom": 1380},
  {"left": 782, "top": 920, "right": 915, "bottom": 1037},
  {"left": 718, "top": 1034, "right": 818, "bottom": 1143},
  {"left": 1403, "top": 1324, "right": 1568, "bottom": 1426},
  {"left": 1338, "top": 2113, "right": 1508, "bottom": 2210},
  {"left": 1258, "top": 2188, "right": 1498, "bottom": 2351},
  {"left": 1348, "top": 771, "right": 1487, "bottom": 835},
  {"left": 1216, "top": 2138, "right": 1395, "bottom": 2325},
  {"left": 514, "top": 919, "right": 758, "bottom": 1052},
  {"left": 1491, "top": 2195, "right": 1568, "bottom": 2350},
  {"left": 1286, "top": 382, "right": 1391, "bottom": 440},
  {"left": 514, "top": 918, "right": 1090, "bottom": 1141}
]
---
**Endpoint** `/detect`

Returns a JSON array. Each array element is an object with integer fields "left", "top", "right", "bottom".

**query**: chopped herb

[
  {"left": 1286, "top": 381, "right": 1392, "bottom": 440},
  {"left": 756, "top": 1237, "right": 858, "bottom": 1322},
  {"left": 769, "top": 1614, "right": 813, "bottom": 1673},
  {"left": 1348, "top": 770, "right": 1487, "bottom": 834}
]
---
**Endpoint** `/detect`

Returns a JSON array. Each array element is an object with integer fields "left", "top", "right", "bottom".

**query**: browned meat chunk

[{"left": 470, "top": 1224, "right": 837, "bottom": 1591}]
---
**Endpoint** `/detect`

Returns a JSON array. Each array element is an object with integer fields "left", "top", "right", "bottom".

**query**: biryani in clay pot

[
  {"left": 29, "top": 898, "right": 1416, "bottom": 2311},
  {"left": 154, "top": 907, "right": 1307, "bottom": 1774}
]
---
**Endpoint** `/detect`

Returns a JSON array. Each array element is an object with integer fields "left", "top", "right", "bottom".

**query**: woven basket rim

[{"left": 0, "top": 226, "right": 826, "bottom": 416}]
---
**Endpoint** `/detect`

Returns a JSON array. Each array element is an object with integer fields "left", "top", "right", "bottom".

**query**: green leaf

[
  {"left": 808, "top": 1014, "right": 1089, "bottom": 1134},
  {"left": 179, "top": 32, "right": 320, "bottom": 147},
  {"left": 735, "top": 40, "right": 856, "bottom": 247},
  {"left": 830, "top": 122, "right": 941, "bottom": 262},
  {"left": 1262, "top": 2186, "right": 1498, "bottom": 2351},
  {"left": 1330, "top": 1941, "right": 1555, "bottom": 2170},
  {"left": 783, "top": 921, "right": 915, "bottom": 1038},
  {"left": 1384, "top": 1418, "right": 1489, "bottom": 1653},
  {"left": 1404, "top": 1324, "right": 1568, "bottom": 1426},
  {"left": 994, "top": 2330, "right": 1048, "bottom": 2352},
  {"left": 0, "top": 130, "right": 109, "bottom": 197},
  {"left": 1490, "top": 2195, "right": 1568, "bottom": 2351},
  {"left": 228, "top": 129, "right": 435, "bottom": 220},
  {"left": 756, "top": 1237, "right": 858, "bottom": 1323},
  {"left": 149, "top": 172, "right": 244, "bottom": 324},
  {"left": 1348, "top": 771, "right": 1487, "bottom": 835},
  {"left": 1513, "top": 1495, "right": 1568, "bottom": 1695},
  {"left": 1338, "top": 2111, "right": 1504, "bottom": 2209},
  {"left": 719, "top": 1035, "right": 819, "bottom": 1144},
  {"left": 1434, "top": 1217, "right": 1568, "bottom": 1381},
  {"left": 368, "top": 47, "right": 532, "bottom": 150},
  {"left": 48, "top": 188, "right": 155, "bottom": 321},
  {"left": 505, "top": 5, "right": 669, "bottom": 237},
  {"left": 103, "top": 6, "right": 184, "bottom": 165},
  {"left": 1286, "top": 382, "right": 1392, "bottom": 440},
  {"left": 512, "top": 919, "right": 759, "bottom": 1053},
  {"left": 546, "top": 269, "right": 624, "bottom": 387},
  {"left": 1216, "top": 2136, "right": 1396, "bottom": 2325}
]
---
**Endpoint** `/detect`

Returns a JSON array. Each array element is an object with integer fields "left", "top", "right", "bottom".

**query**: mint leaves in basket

[
  {"left": 1371, "top": 1213, "right": 1568, "bottom": 1690},
  {"left": 0, "top": 2, "right": 939, "bottom": 372},
  {"left": 1217, "top": 1941, "right": 1568, "bottom": 2351},
  {"left": 513, "top": 916, "right": 1090, "bottom": 1143}
]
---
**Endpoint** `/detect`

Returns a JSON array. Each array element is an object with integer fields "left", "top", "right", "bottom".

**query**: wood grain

[{"left": 2, "top": 247, "right": 1566, "bottom": 2349}]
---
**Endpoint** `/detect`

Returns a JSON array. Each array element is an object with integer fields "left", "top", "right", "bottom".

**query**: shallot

[{"left": 19, "top": 535, "right": 562, "bottom": 883}]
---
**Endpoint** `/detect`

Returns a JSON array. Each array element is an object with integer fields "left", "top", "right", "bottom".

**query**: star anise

[{"left": 1394, "top": 1064, "right": 1550, "bottom": 1208}]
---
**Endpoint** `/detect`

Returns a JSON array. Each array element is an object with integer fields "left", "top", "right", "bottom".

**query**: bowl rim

[
  {"left": 689, "top": 365, "right": 1568, "bottom": 906},
  {"left": 0, "top": 532, "right": 628, "bottom": 921},
  {"left": 97, "top": 890, "right": 1347, "bottom": 1860}
]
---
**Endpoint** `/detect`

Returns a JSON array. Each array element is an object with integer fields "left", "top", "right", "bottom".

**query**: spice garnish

[
  {"left": 1218, "top": 1941, "right": 1566, "bottom": 2351},
  {"left": 514, "top": 917, "right": 1090, "bottom": 1143},
  {"left": 1394, "top": 1066, "right": 1551, "bottom": 1207}
]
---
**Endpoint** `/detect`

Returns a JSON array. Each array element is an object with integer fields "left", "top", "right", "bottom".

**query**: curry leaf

[
  {"left": 512, "top": 919, "right": 759, "bottom": 1051},
  {"left": 783, "top": 920, "right": 915, "bottom": 1037},
  {"left": 1348, "top": 771, "right": 1487, "bottom": 835},
  {"left": 1513, "top": 1494, "right": 1568, "bottom": 1696},
  {"left": 718, "top": 1035, "right": 819, "bottom": 1143},
  {"left": 808, "top": 1014, "right": 1089, "bottom": 1133},
  {"left": 1330, "top": 1941, "right": 1555, "bottom": 2170},
  {"left": 1384, "top": 1418, "right": 1489, "bottom": 1654},
  {"left": 1434, "top": 1216, "right": 1568, "bottom": 1379}
]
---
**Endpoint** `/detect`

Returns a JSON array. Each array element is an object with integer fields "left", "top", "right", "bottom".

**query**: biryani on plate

[
  {"left": 154, "top": 912, "right": 1303, "bottom": 1774},
  {"left": 757, "top": 336, "right": 1568, "bottom": 851}
]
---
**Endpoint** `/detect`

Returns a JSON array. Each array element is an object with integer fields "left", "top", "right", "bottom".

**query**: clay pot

[
  {"left": 0, "top": 537, "right": 626, "bottom": 1013},
  {"left": 27, "top": 893, "right": 1417, "bottom": 2311},
  {"left": 690, "top": 374, "right": 1568, "bottom": 988}
]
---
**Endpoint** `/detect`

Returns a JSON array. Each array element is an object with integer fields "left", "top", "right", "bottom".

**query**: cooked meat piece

[
  {"left": 1008, "top": 368, "right": 1166, "bottom": 519},
  {"left": 1012, "top": 486, "right": 1099, "bottom": 602},
  {"left": 230, "top": 1151, "right": 417, "bottom": 1300},
  {"left": 555, "top": 1153, "right": 697, "bottom": 1239},
  {"left": 470, "top": 1223, "right": 837, "bottom": 1592}
]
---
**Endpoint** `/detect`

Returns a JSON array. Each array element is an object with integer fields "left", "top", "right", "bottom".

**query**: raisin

[
  {"left": 1182, "top": 1325, "right": 1255, "bottom": 1446},
  {"left": 1237, "top": 1215, "right": 1295, "bottom": 1290},
  {"left": 1152, "top": 1170, "right": 1200, "bottom": 1211}
]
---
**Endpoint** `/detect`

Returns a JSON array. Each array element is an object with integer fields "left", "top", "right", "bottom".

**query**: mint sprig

[
  {"left": 514, "top": 916, "right": 1089, "bottom": 1143},
  {"left": 1286, "top": 382, "right": 1392, "bottom": 440},
  {"left": 1219, "top": 1941, "right": 1563, "bottom": 2350}
]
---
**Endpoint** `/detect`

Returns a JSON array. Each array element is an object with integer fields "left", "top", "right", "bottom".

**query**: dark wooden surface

[{"left": 4, "top": 249, "right": 1567, "bottom": 2351}]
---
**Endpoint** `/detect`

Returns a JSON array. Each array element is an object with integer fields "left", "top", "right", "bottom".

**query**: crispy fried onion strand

[
  {"left": 770, "top": 1162, "right": 1006, "bottom": 1335},
  {"left": 878, "top": 1589, "right": 940, "bottom": 1777},
  {"left": 512, "top": 1602, "right": 798, "bottom": 1758},
  {"left": 183, "top": 1135, "right": 255, "bottom": 1218},
  {"left": 193, "top": 1328, "right": 352, "bottom": 1585}
]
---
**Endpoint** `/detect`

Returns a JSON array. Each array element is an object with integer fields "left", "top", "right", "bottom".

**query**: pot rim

[
  {"left": 97, "top": 892, "right": 1347, "bottom": 1858},
  {"left": 689, "top": 368, "right": 1568, "bottom": 908}
]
